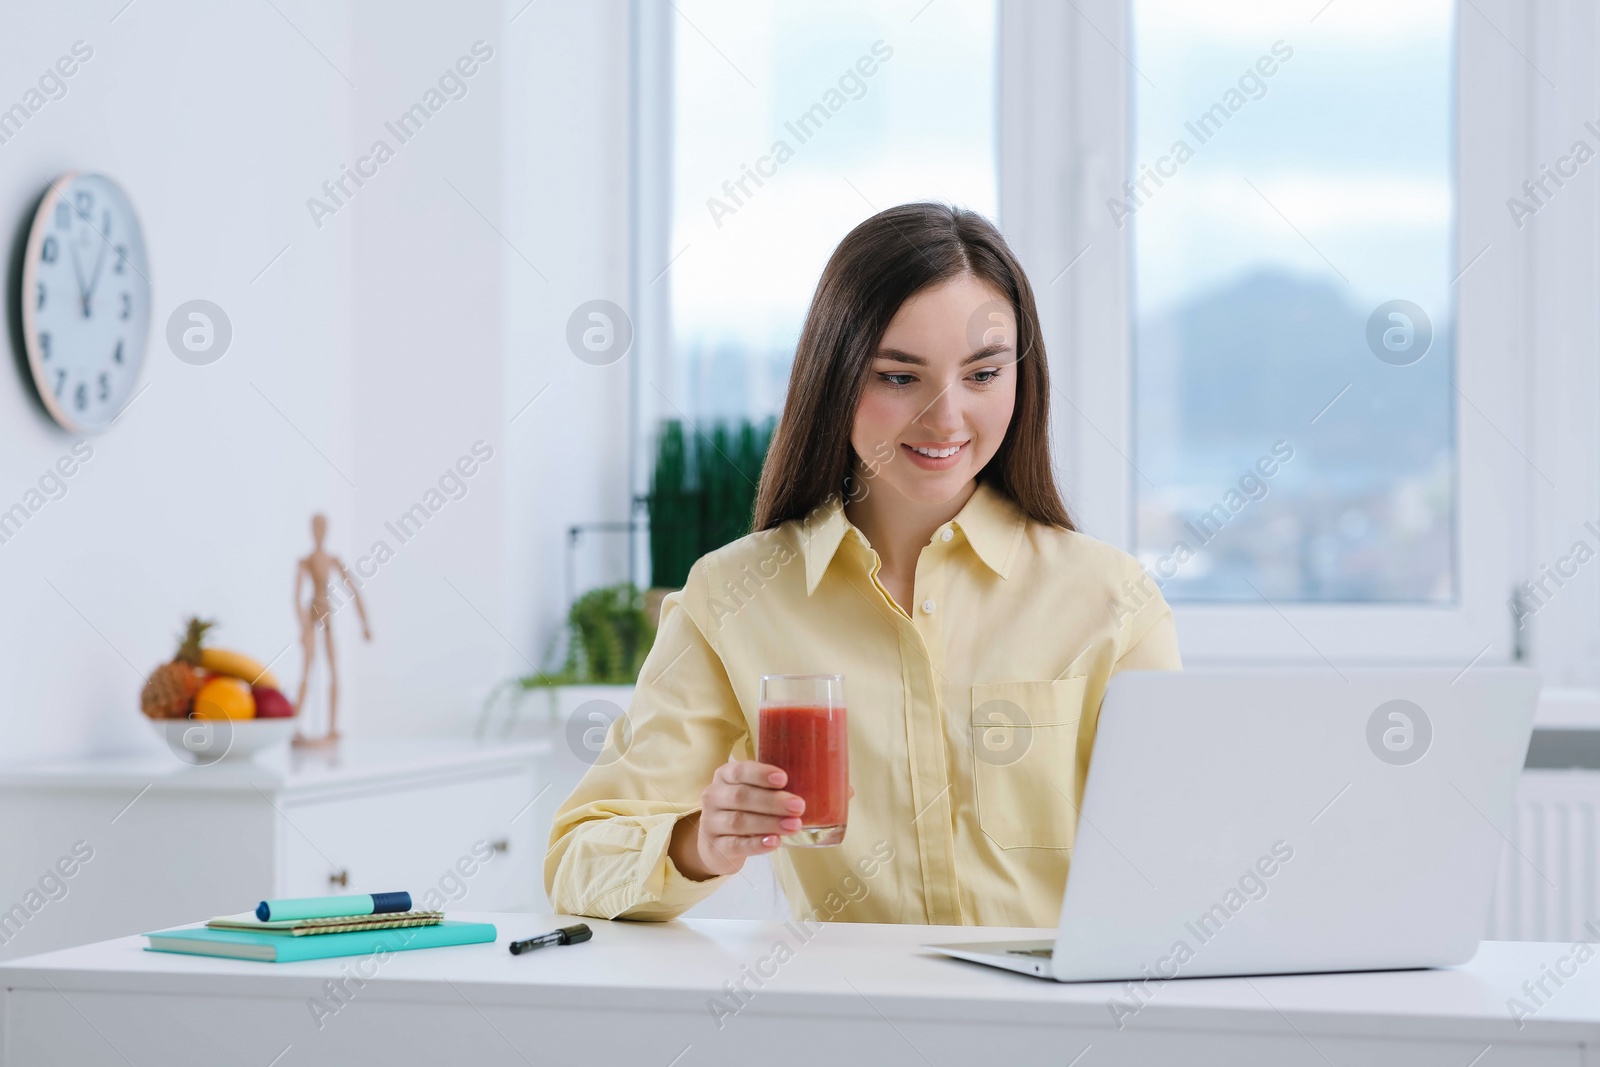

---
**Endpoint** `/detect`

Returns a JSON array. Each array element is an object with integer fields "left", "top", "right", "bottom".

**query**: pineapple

[{"left": 139, "top": 617, "right": 212, "bottom": 719}]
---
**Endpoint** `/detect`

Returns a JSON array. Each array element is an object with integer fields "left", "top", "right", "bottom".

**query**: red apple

[{"left": 252, "top": 686, "right": 295, "bottom": 719}]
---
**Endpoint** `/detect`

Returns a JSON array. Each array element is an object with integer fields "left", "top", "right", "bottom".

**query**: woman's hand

[{"left": 670, "top": 760, "right": 804, "bottom": 880}]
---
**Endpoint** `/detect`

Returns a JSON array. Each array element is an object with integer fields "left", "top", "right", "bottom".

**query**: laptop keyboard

[{"left": 1006, "top": 947, "right": 1054, "bottom": 958}]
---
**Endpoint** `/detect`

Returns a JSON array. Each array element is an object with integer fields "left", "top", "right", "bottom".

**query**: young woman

[{"left": 546, "top": 203, "right": 1180, "bottom": 928}]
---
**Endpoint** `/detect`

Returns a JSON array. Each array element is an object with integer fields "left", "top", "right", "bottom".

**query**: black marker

[{"left": 509, "top": 924, "right": 592, "bottom": 955}]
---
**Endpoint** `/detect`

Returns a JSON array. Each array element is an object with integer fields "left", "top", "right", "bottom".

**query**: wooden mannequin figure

[{"left": 292, "top": 513, "right": 371, "bottom": 746}]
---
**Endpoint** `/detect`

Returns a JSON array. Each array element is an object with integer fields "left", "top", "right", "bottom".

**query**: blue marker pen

[{"left": 256, "top": 891, "right": 412, "bottom": 923}]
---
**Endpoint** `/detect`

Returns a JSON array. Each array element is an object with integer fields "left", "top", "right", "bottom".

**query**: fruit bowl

[{"left": 149, "top": 716, "right": 297, "bottom": 764}]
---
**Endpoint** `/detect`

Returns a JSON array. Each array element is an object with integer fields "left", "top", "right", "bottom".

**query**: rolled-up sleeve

[{"left": 544, "top": 559, "right": 747, "bottom": 921}]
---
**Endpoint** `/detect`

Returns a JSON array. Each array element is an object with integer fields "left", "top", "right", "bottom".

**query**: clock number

[
  {"left": 74, "top": 382, "right": 87, "bottom": 411},
  {"left": 74, "top": 191, "right": 91, "bottom": 218},
  {"left": 36, "top": 283, "right": 45, "bottom": 311},
  {"left": 113, "top": 245, "right": 126, "bottom": 274},
  {"left": 119, "top": 292, "right": 130, "bottom": 320},
  {"left": 101, "top": 210, "right": 111, "bottom": 237},
  {"left": 113, "top": 339, "right": 123, "bottom": 364},
  {"left": 41, "top": 237, "right": 57, "bottom": 264},
  {"left": 39, "top": 332, "right": 51, "bottom": 360},
  {"left": 97, "top": 373, "right": 110, "bottom": 403},
  {"left": 53, "top": 370, "right": 65, "bottom": 398},
  {"left": 54, "top": 202, "right": 69, "bottom": 229}
]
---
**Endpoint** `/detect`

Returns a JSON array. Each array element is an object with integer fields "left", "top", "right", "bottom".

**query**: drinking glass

[{"left": 758, "top": 674, "right": 848, "bottom": 847}]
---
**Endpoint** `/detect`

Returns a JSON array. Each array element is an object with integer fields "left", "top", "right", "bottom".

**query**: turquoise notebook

[{"left": 144, "top": 920, "right": 497, "bottom": 962}]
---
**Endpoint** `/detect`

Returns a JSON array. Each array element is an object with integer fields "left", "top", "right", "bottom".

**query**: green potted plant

[
  {"left": 480, "top": 417, "right": 775, "bottom": 738},
  {"left": 480, "top": 582, "right": 656, "bottom": 736}
]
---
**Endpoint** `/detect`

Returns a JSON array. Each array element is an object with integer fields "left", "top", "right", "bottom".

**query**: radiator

[{"left": 1485, "top": 770, "right": 1600, "bottom": 942}]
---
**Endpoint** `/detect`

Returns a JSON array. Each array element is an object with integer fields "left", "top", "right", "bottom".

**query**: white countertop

[
  {"left": 0, "top": 738, "right": 549, "bottom": 792},
  {"left": 3, "top": 913, "right": 1594, "bottom": 1044}
]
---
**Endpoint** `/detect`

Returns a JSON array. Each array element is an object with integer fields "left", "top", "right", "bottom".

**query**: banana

[{"left": 199, "top": 647, "right": 279, "bottom": 690}]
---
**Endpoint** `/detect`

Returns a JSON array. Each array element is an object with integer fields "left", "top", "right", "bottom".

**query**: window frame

[
  {"left": 630, "top": 0, "right": 673, "bottom": 591},
  {"left": 1001, "top": 0, "right": 1530, "bottom": 667},
  {"left": 1516, "top": 0, "right": 1600, "bottom": 717}
]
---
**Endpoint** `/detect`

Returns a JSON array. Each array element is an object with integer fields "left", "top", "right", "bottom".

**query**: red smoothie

[{"left": 758, "top": 703, "right": 849, "bottom": 830}]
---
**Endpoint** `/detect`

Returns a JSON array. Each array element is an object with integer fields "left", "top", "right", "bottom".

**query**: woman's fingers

[
  {"left": 725, "top": 782, "right": 804, "bottom": 817},
  {"left": 699, "top": 827, "right": 784, "bottom": 872},
  {"left": 705, "top": 832, "right": 781, "bottom": 858},
  {"left": 707, "top": 762, "right": 805, "bottom": 818},
  {"left": 701, "top": 794, "right": 801, "bottom": 833},
  {"left": 718, "top": 759, "right": 789, "bottom": 789},
  {"left": 694, "top": 759, "right": 811, "bottom": 872},
  {"left": 702, "top": 806, "right": 799, "bottom": 838}
]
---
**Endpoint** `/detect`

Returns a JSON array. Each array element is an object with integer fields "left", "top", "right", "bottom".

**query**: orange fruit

[{"left": 193, "top": 676, "right": 256, "bottom": 720}]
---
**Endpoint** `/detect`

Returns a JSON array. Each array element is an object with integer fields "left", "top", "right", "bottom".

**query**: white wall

[
  {"left": 0, "top": 0, "right": 630, "bottom": 763},
  {"left": 498, "top": 0, "right": 635, "bottom": 709},
  {"left": 343, "top": 1, "right": 511, "bottom": 738}
]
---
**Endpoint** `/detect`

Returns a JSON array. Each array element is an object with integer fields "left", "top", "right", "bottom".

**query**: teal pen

[{"left": 256, "top": 891, "right": 412, "bottom": 922}]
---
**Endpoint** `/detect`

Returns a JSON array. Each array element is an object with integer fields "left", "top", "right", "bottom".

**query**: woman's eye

[
  {"left": 879, "top": 373, "right": 916, "bottom": 387},
  {"left": 971, "top": 368, "right": 1002, "bottom": 384}
]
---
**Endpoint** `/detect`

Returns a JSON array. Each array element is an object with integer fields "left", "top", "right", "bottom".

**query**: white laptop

[{"left": 925, "top": 667, "right": 1541, "bottom": 982}]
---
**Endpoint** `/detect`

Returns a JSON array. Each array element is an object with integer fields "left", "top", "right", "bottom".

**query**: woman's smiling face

[{"left": 850, "top": 273, "right": 1018, "bottom": 506}]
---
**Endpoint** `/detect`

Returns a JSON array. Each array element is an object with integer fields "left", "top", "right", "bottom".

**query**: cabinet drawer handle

[
  {"left": 329, "top": 869, "right": 349, "bottom": 888},
  {"left": 490, "top": 839, "right": 510, "bottom": 854}
]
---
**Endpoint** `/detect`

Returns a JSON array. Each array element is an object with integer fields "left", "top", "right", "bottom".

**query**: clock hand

[
  {"left": 82, "top": 212, "right": 111, "bottom": 314},
  {"left": 68, "top": 240, "right": 90, "bottom": 316}
]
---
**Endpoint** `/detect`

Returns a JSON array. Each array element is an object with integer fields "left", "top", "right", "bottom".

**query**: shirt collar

[{"left": 798, "top": 481, "right": 1026, "bottom": 595}]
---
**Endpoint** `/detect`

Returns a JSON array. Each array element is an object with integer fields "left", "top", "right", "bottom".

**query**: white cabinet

[
  {"left": 276, "top": 769, "right": 533, "bottom": 904},
  {"left": 0, "top": 739, "right": 548, "bottom": 960}
]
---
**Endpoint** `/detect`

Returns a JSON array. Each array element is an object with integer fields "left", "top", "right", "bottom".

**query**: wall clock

[{"left": 19, "top": 171, "right": 151, "bottom": 434}]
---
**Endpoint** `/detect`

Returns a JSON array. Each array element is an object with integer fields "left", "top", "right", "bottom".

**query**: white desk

[{"left": 3, "top": 913, "right": 1596, "bottom": 1066}]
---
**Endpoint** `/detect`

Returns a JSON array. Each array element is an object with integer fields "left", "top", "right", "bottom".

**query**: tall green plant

[
  {"left": 648, "top": 420, "right": 697, "bottom": 592},
  {"left": 647, "top": 416, "right": 774, "bottom": 588}
]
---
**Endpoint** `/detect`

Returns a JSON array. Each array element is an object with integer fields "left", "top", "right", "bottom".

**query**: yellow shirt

[{"left": 545, "top": 481, "right": 1181, "bottom": 927}]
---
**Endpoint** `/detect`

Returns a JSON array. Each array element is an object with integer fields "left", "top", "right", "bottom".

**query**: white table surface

[{"left": 4, "top": 914, "right": 1599, "bottom": 1065}]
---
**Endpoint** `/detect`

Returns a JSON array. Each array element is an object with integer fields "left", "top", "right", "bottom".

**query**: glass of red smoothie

[{"left": 758, "top": 674, "right": 848, "bottom": 847}]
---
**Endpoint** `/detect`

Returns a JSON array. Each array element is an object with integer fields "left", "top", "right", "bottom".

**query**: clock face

[{"left": 20, "top": 172, "right": 151, "bottom": 434}]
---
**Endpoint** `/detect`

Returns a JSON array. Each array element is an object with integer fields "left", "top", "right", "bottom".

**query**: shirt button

[
  {"left": 922, "top": 599, "right": 937, "bottom": 614},
  {"left": 940, "top": 528, "right": 954, "bottom": 542}
]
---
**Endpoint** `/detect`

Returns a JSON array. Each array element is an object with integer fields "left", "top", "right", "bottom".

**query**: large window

[
  {"left": 1129, "top": 0, "right": 1457, "bottom": 603},
  {"left": 663, "top": 0, "right": 998, "bottom": 425},
  {"left": 644, "top": 0, "right": 1532, "bottom": 667}
]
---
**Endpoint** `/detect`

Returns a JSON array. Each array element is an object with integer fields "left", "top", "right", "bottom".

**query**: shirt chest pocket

[{"left": 970, "top": 677, "right": 1087, "bottom": 850}]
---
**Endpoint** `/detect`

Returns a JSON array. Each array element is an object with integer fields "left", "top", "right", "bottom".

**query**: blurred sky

[
  {"left": 670, "top": 0, "right": 997, "bottom": 386},
  {"left": 1132, "top": 0, "right": 1454, "bottom": 320}
]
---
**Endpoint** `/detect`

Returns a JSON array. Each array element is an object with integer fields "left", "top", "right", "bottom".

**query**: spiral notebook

[{"left": 205, "top": 910, "right": 444, "bottom": 936}]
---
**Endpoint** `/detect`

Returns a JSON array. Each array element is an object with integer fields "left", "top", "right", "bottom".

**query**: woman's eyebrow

[{"left": 875, "top": 342, "right": 1013, "bottom": 366}]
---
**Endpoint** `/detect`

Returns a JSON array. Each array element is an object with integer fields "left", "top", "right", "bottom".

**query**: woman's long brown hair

[{"left": 753, "top": 202, "right": 1074, "bottom": 532}]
